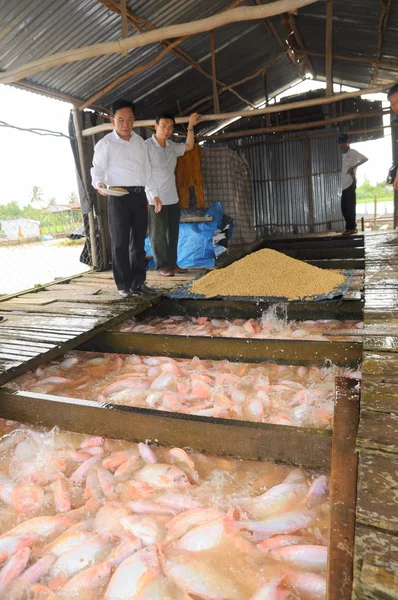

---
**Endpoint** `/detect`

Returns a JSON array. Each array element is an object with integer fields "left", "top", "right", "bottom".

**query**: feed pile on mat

[
  {"left": 119, "top": 314, "right": 363, "bottom": 342},
  {"left": 7, "top": 352, "right": 361, "bottom": 429},
  {"left": 191, "top": 249, "right": 346, "bottom": 300},
  {"left": 0, "top": 419, "right": 329, "bottom": 599}
]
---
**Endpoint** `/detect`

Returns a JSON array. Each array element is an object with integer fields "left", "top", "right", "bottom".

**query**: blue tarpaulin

[{"left": 146, "top": 203, "right": 226, "bottom": 269}]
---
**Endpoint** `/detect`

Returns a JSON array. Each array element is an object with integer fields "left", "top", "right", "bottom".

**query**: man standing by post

[
  {"left": 145, "top": 112, "right": 201, "bottom": 277},
  {"left": 388, "top": 83, "right": 398, "bottom": 193},
  {"left": 91, "top": 99, "right": 161, "bottom": 298},
  {"left": 338, "top": 133, "right": 368, "bottom": 235}
]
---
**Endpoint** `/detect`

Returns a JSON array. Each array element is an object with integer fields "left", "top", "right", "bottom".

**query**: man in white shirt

[
  {"left": 338, "top": 133, "right": 368, "bottom": 235},
  {"left": 387, "top": 84, "right": 398, "bottom": 192},
  {"left": 91, "top": 99, "right": 161, "bottom": 298},
  {"left": 145, "top": 112, "right": 201, "bottom": 276}
]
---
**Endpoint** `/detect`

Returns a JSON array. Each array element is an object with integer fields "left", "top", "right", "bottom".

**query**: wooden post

[
  {"left": 326, "top": 0, "right": 333, "bottom": 96},
  {"left": 373, "top": 194, "right": 378, "bottom": 227},
  {"left": 263, "top": 70, "right": 271, "bottom": 127},
  {"left": 210, "top": 30, "right": 220, "bottom": 114},
  {"left": 327, "top": 376, "right": 360, "bottom": 600},
  {"left": 72, "top": 107, "right": 98, "bottom": 269},
  {"left": 120, "top": 0, "right": 128, "bottom": 39},
  {"left": 306, "top": 138, "right": 314, "bottom": 233}
]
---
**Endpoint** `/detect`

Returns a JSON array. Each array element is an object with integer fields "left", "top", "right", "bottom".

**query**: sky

[
  {"left": 0, "top": 86, "right": 78, "bottom": 207},
  {"left": 0, "top": 81, "right": 393, "bottom": 208}
]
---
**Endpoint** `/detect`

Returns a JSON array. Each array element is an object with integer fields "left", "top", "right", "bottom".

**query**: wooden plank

[
  {"left": 0, "top": 338, "right": 55, "bottom": 350},
  {"left": 0, "top": 343, "right": 48, "bottom": 357},
  {"left": 353, "top": 526, "right": 398, "bottom": 600},
  {"left": 361, "top": 380, "right": 398, "bottom": 412},
  {"left": 360, "top": 556, "right": 398, "bottom": 600},
  {"left": 327, "top": 377, "right": 360, "bottom": 600},
  {"left": 180, "top": 216, "right": 213, "bottom": 222},
  {"left": 0, "top": 389, "right": 332, "bottom": 469},
  {"left": 0, "top": 314, "right": 104, "bottom": 329},
  {"left": 363, "top": 336, "right": 398, "bottom": 352},
  {"left": 2, "top": 297, "right": 56, "bottom": 306},
  {"left": 356, "top": 450, "right": 398, "bottom": 533},
  {"left": 43, "top": 285, "right": 103, "bottom": 294},
  {"left": 0, "top": 297, "right": 161, "bottom": 385},
  {"left": 357, "top": 411, "right": 398, "bottom": 454},
  {"left": 0, "top": 303, "right": 122, "bottom": 317},
  {"left": 362, "top": 352, "right": 398, "bottom": 381},
  {"left": 80, "top": 331, "right": 363, "bottom": 367}
]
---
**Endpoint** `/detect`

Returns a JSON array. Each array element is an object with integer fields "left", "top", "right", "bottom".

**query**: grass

[
  {"left": 55, "top": 238, "right": 85, "bottom": 247},
  {"left": 356, "top": 196, "right": 393, "bottom": 204}
]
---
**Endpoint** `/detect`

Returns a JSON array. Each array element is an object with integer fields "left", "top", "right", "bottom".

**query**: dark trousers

[
  {"left": 341, "top": 181, "right": 357, "bottom": 230},
  {"left": 107, "top": 189, "right": 148, "bottom": 291},
  {"left": 148, "top": 203, "right": 180, "bottom": 270}
]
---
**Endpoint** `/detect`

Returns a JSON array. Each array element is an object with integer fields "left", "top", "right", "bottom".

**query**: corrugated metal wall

[{"left": 213, "top": 129, "right": 343, "bottom": 236}]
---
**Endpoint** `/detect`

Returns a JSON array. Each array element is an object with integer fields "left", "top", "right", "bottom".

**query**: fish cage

[{"left": 0, "top": 285, "right": 363, "bottom": 599}]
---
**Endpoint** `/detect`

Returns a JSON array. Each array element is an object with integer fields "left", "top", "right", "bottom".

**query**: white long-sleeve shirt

[
  {"left": 341, "top": 148, "right": 367, "bottom": 190},
  {"left": 145, "top": 135, "right": 186, "bottom": 205},
  {"left": 91, "top": 130, "right": 158, "bottom": 199}
]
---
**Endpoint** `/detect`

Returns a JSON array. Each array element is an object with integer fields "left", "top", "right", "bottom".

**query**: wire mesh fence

[{"left": 0, "top": 209, "right": 90, "bottom": 297}]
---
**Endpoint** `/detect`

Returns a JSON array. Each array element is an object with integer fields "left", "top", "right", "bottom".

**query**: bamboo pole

[
  {"left": 210, "top": 31, "right": 220, "bottom": 114},
  {"left": 120, "top": 0, "right": 128, "bottom": 39},
  {"left": 263, "top": 71, "right": 272, "bottom": 127},
  {"left": 72, "top": 108, "right": 98, "bottom": 269},
  {"left": 303, "top": 49, "right": 398, "bottom": 71},
  {"left": 199, "top": 111, "right": 382, "bottom": 141},
  {"left": 80, "top": 37, "right": 187, "bottom": 110},
  {"left": 96, "top": 0, "right": 254, "bottom": 110},
  {"left": 0, "top": 0, "right": 318, "bottom": 85},
  {"left": 182, "top": 52, "right": 286, "bottom": 115},
  {"left": 325, "top": 0, "right": 333, "bottom": 96},
  {"left": 81, "top": 86, "right": 388, "bottom": 136}
]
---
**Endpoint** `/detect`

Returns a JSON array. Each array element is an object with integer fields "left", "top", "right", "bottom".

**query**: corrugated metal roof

[{"left": 1, "top": 0, "right": 397, "bottom": 132}]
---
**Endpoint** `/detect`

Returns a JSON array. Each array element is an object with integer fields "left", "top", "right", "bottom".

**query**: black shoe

[
  {"left": 129, "top": 288, "right": 144, "bottom": 297},
  {"left": 139, "top": 284, "right": 160, "bottom": 296}
]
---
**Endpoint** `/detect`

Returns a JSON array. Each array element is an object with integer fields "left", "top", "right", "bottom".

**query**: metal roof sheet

[{"left": 0, "top": 0, "right": 397, "bottom": 132}]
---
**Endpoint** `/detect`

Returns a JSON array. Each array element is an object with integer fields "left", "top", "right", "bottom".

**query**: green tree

[
  {"left": 0, "top": 201, "right": 22, "bottom": 219},
  {"left": 48, "top": 198, "right": 57, "bottom": 206},
  {"left": 68, "top": 192, "right": 78, "bottom": 205},
  {"left": 31, "top": 185, "right": 45, "bottom": 208}
]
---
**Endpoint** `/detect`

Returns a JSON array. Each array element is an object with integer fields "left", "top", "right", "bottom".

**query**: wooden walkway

[
  {"left": 353, "top": 231, "right": 398, "bottom": 599},
  {"left": 0, "top": 269, "right": 204, "bottom": 386}
]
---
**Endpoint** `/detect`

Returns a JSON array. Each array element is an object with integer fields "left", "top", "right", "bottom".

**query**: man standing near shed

[
  {"left": 338, "top": 133, "right": 368, "bottom": 235},
  {"left": 91, "top": 99, "right": 161, "bottom": 298},
  {"left": 145, "top": 112, "right": 201, "bottom": 277},
  {"left": 388, "top": 83, "right": 398, "bottom": 192}
]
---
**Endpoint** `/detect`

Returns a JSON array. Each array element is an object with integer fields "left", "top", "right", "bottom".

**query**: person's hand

[
  {"left": 347, "top": 167, "right": 356, "bottom": 180},
  {"left": 188, "top": 113, "right": 201, "bottom": 129},
  {"left": 394, "top": 172, "right": 398, "bottom": 192},
  {"left": 153, "top": 197, "right": 162, "bottom": 213},
  {"left": 97, "top": 182, "right": 109, "bottom": 197}
]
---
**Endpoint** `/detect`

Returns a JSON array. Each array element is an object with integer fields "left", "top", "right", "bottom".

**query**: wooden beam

[
  {"left": 95, "top": 0, "right": 255, "bottom": 110},
  {"left": 81, "top": 86, "right": 388, "bottom": 135},
  {"left": 210, "top": 30, "right": 220, "bottom": 113},
  {"left": 199, "top": 111, "right": 383, "bottom": 141},
  {"left": 327, "top": 377, "right": 360, "bottom": 600},
  {"left": 253, "top": 0, "right": 302, "bottom": 78},
  {"left": 0, "top": 0, "right": 319, "bottom": 85},
  {"left": 80, "top": 37, "right": 188, "bottom": 110},
  {"left": 302, "top": 49, "right": 398, "bottom": 71},
  {"left": 326, "top": 0, "right": 333, "bottom": 96},
  {"left": 371, "top": 0, "right": 392, "bottom": 85},
  {"left": 182, "top": 52, "right": 286, "bottom": 115},
  {"left": 280, "top": 12, "right": 315, "bottom": 77},
  {"left": 120, "top": 0, "right": 128, "bottom": 39},
  {"left": 71, "top": 108, "right": 98, "bottom": 269},
  {"left": 263, "top": 70, "right": 272, "bottom": 127}
]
